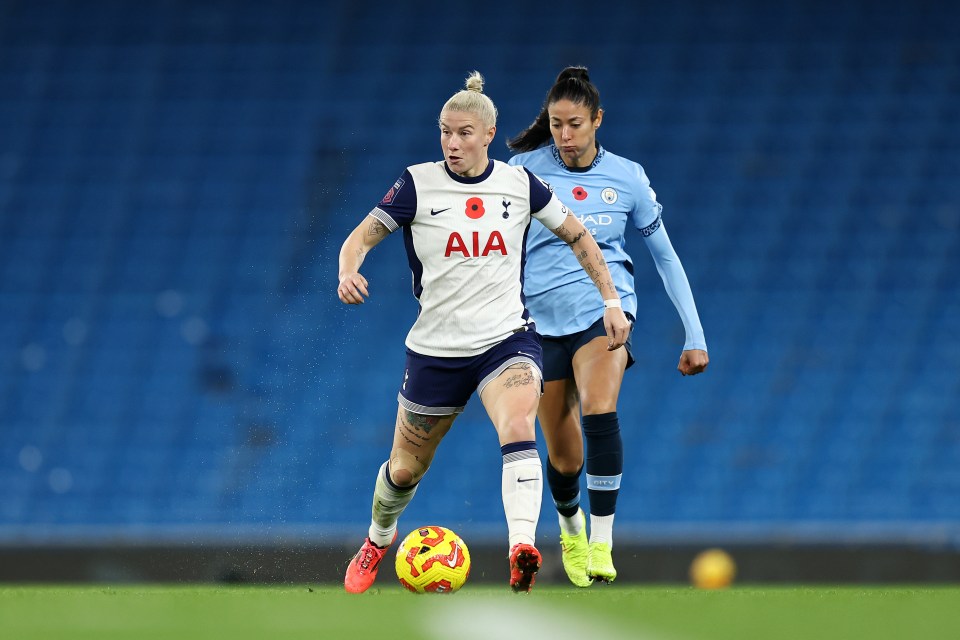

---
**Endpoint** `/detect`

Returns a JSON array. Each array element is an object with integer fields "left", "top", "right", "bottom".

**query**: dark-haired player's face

[
  {"left": 548, "top": 99, "right": 602, "bottom": 168},
  {"left": 439, "top": 110, "right": 495, "bottom": 178}
]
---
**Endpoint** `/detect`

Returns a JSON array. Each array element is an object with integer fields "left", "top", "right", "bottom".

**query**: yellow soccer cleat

[
  {"left": 587, "top": 541, "right": 617, "bottom": 584},
  {"left": 559, "top": 509, "right": 592, "bottom": 587}
]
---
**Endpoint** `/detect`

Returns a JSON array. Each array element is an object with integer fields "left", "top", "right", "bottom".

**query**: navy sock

[
  {"left": 546, "top": 458, "right": 582, "bottom": 518},
  {"left": 583, "top": 412, "right": 622, "bottom": 517}
]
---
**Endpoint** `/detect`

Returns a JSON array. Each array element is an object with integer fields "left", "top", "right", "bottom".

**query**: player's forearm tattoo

[
  {"left": 503, "top": 363, "right": 536, "bottom": 388},
  {"left": 575, "top": 249, "right": 615, "bottom": 295},
  {"left": 575, "top": 248, "right": 598, "bottom": 275},
  {"left": 554, "top": 222, "right": 584, "bottom": 246}
]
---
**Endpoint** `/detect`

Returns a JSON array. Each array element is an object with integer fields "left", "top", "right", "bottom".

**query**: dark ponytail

[{"left": 507, "top": 66, "right": 602, "bottom": 153}]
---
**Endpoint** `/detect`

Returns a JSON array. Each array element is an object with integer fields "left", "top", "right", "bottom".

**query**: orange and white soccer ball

[{"left": 395, "top": 525, "right": 471, "bottom": 593}]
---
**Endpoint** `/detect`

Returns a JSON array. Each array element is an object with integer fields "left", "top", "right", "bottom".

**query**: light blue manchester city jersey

[{"left": 509, "top": 144, "right": 662, "bottom": 336}]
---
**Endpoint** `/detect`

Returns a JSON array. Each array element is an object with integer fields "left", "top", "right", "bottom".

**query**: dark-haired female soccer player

[{"left": 508, "top": 66, "right": 709, "bottom": 586}]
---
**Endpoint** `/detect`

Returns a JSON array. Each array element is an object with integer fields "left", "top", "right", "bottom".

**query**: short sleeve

[
  {"left": 523, "top": 167, "right": 555, "bottom": 214},
  {"left": 373, "top": 169, "right": 417, "bottom": 229}
]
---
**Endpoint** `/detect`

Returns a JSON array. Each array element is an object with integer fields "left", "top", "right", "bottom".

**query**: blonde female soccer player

[{"left": 339, "top": 71, "right": 630, "bottom": 593}]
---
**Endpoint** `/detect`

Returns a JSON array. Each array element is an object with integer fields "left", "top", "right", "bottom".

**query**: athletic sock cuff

[
  {"left": 582, "top": 412, "right": 620, "bottom": 436},
  {"left": 501, "top": 440, "right": 538, "bottom": 464}
]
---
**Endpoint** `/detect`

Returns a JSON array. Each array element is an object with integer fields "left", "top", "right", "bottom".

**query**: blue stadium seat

[{"left": 0, "top": 0, "right": 958, "bottom": 544}]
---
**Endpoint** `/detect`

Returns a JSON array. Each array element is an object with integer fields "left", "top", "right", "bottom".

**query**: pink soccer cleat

[
  {"left": 508, "top": 542, "right": 542, "bottom": 593},
  {"left": 344, "top": 534, "right": 396, "bottom": 594}
]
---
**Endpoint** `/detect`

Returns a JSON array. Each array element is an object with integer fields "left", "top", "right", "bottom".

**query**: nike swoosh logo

[
  {"left": 446, "top": 547, "right": 460, "bottom": 567},
  {"left": 430, "top": 207, "right": 450, "bottom": 216},
  {"left": 517, "top": 478, "right": 537, "bottom": 483}
]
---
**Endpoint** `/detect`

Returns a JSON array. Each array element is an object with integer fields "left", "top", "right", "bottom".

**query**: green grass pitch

[{"left": 2, "top": 584, "right": 958, "bottom": 639}]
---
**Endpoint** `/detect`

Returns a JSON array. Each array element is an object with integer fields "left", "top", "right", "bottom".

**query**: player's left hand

[
  {"left": 603, "top": 308, "right": 631, "bottom": 351},
  {"left": 678, "top": 349, "right": 709, "bottom": 376}
]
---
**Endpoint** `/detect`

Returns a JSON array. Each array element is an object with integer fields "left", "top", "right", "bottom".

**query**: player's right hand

[
  {"left": 678, "top": 349, "right": 709, "bottom": 376},
  {"left": 603, "top": 307, "right": 631, "bottom": 351},
  {"left": 338, "top": 272, "right": 369, "bottom": 305}
]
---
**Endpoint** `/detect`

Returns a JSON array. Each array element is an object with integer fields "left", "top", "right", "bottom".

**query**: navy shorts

[
  {"left": 398, "top": 330, "right": 544, "bottom": 415},
  {"left": 541, "top": 314, "right": 635, "bottom": 382}
]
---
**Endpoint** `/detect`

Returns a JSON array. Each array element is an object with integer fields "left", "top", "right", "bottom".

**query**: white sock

[
  {"left": 367, "top": 461, "right": 417, "bottom": 547},
  {"left": 368, "top": 522, "right": 397, "bottom": 548},
  {"left": 589, "top": 513, "right": 615, "bottom": 546},
  {"left": 501, "top": 454, "right": 542, "bottom": 548},
  {"left": 558, "top": 509, "right": 584, "bottom": 536}
]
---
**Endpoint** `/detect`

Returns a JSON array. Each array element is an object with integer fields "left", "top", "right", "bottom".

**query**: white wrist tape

[{"left": 603, "top": 298, "right": 622, "bottom": 309}]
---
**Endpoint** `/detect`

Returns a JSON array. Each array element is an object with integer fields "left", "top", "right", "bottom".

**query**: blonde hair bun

[
  {"left": 464, "top": 71, "right": 484, "bottom": 93},
  {"left": 440, "top": 70, "right": 497, "bottom": 128}
]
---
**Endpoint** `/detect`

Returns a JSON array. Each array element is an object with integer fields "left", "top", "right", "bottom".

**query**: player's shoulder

[
  {"left": 596, "top": 148, "right": 651, "bottom": 191},
  {"left": 507, "top": 149, "right": 559, "bottom": 189},
  {"left": 406, "top": 160, "right": 446, "bottom": 175},
  {"left": 403, "top": 161, "right": 451, "bottom": 191},
  {"left": 600, "top": 147, "right": 646, "bottom": 175},
  {"left": 508, "top": 146, "right": 553, "bottom": 168},
  {"left": 493, "top": 158, "right": 537, "bottom": 183}
]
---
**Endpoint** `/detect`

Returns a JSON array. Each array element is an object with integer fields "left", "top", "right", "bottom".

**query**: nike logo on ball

[{"left": 446, "top": 547, "right": 460, "bottom": 567}]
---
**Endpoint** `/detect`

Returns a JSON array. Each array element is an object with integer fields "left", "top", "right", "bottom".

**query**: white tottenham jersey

[{"left": 369, "top": 159, "right": 570, "bottom": 357}]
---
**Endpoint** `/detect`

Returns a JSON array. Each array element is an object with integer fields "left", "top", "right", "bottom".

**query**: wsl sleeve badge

[{"left": 381, "top": 177, "right": 406, "bottom": 205}]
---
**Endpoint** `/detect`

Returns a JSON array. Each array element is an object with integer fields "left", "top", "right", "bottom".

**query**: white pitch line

[{"left": 426, "top": 597, "right": 672, "bottom": 640}]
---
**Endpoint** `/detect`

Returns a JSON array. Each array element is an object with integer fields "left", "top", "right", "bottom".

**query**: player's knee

[
  {"left": 550, "top": 455, "right": 581, "bottom": 476},
  {"left": 579, "top": 393, "right": 618, "bottom": 416},
  {"left": 390, "top": 451, "right": 426, "bottom": 487},
  {"left": 390, "top": 467, "right": 417, "bottom": 487},
  {"left": 497, "top": 415, "right": 535, "bottom": 443}
]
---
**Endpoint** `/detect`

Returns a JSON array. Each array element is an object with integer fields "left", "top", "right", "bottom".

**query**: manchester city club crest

[{"left": 601, "top": 187, "right": 618, "bottom": 204}]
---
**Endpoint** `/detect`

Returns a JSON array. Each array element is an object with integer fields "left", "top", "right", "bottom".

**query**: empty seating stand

[{"left": 0, "top": 0, "right": 957, "bottom": 545}]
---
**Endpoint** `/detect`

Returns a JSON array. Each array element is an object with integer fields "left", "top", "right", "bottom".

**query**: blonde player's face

[
  {"left": 548, "top": 99, "right": 603, "bottom": 169},
  {"left": 440, "top": 110, "right": 495, "bottom": 178}
]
